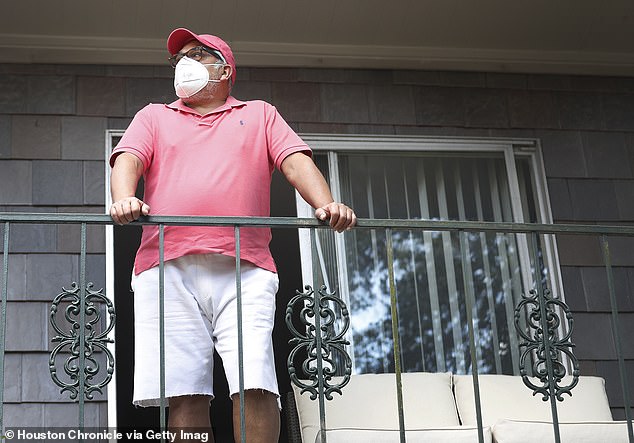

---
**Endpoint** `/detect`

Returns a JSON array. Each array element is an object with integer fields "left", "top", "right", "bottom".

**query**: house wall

[{"left": 1, "top": 63, "right": 634, "bottom": 426}]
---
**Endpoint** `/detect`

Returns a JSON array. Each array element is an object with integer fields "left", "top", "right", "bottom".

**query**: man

[{"left": 109, "top": 28, "right": 356, "bottom": 442}]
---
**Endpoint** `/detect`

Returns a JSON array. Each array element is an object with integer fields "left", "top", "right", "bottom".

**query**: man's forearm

[
  {"left": 109, "top": 153, "right": 150, "bottom": 225},
  {"left": 281, "top": 152, "right": 356, "bottom": 232},
  {"left": 111, "top": 153, "right": 143, "bottom": 201},
  {"left": 281, "top": 153, "right": 334, "bottom": 209},
  {"left": 294, "top": 174, "right": 335, "bottom": 210}
]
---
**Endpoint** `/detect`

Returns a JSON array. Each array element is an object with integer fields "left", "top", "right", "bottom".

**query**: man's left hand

[{"left": 315, "top": 202, "right": 357, "bottom": 233}]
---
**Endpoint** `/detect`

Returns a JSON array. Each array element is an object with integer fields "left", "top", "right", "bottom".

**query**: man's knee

[
  {"left": 169, "top": 395, "right": 212, "bottom": 412},
  {"left": 232, "top": 389, "right": 276, "bottom": 402}
]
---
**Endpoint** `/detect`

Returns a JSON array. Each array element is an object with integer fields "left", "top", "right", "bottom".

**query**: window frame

[
  {"left": 295, "top": 133, "right": 563, "bottom": 375},
  {"left": 105, "top": 129, "right": 124, "bottom": 428}
]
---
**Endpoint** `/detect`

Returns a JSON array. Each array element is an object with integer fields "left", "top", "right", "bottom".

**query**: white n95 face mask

[{"left": 173, "top": 57, "right": 224, "bottom": 99}]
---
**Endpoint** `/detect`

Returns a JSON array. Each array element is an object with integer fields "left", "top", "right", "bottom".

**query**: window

[{"left": 296, "top": 135, "right": 561, "bottom": 376}]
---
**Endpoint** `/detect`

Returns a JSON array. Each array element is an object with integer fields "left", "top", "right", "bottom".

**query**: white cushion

[
  {"left": 312, "top": 426, "right": 492, "bottom": 443},
  {"left": 492, "top": 419, "right": 630, "bottom": 443},
  {"left": 292, "top": 372, "right": 459, "bottom": 443},
  {"left": 453, "top": 374, "right": 613, "bottom": 427}
]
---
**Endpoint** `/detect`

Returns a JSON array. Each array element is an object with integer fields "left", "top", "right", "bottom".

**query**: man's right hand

[{"left": 109, "top": 197, "right": 150, "bottom": 225}]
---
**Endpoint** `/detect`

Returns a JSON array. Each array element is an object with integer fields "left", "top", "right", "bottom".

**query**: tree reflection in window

[{"left": 303, "top": 150, "right": 547, "bottom": 376}]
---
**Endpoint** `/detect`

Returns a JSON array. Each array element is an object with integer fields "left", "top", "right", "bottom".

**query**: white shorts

[{"left": 131, "top": 253, "right": 280, "bottom": 407}]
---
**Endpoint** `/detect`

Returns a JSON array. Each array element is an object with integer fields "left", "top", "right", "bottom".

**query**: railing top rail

[{"left": 1, "top": 212, "right": 633, "bottom": 236}]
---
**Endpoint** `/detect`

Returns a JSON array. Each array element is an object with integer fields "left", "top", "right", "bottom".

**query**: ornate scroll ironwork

[
  {"left": 286, "top": 285, "right": 352, "bottom": 400},
  {"left": 514, "top": 287, "right": 580, "bottom": 401},
  {"left": 49, "top": 282, "right": 116, "bottom": 400}
]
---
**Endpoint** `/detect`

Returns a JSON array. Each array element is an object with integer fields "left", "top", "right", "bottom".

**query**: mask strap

[{"left": 203, "top": 63, "right": 232, "bottom": 83}]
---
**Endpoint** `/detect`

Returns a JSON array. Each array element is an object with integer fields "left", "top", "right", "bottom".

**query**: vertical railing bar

[
  {"left": 601, "top": 236, "right": 634, "bottom": 442},
  {"left": 159, "top": 224, "right": 166, "bottom": 441},
  {"left": 386, "top": 228, "right": 406, "bottom": 443},
  {"left": 0, "top": 223, "right": 9, "bottom": 432},
  {"left": 460, "top": 231, "right": 484, "bottom": 443},
  {"left": 531, "top": 233, "right": 560, "bottom": 443},
  {"left": 235, "top": 226, "right": 246, "bottom": 443},
  {"left": 78, "top": 223, "right": 87, "bottom": 431},
  {"left": 311, "top": 227, "right": 327, "bottom": 443}
]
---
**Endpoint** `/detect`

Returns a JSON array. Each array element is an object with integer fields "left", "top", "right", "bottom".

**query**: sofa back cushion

[
  {"left": 292, "top": 372, "right": 459, "bottom": 443},
  {"left": 453, "top": 374, "right": 614, "bottom": 427}
]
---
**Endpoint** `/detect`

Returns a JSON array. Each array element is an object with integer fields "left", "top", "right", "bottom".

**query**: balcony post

[
  {"left": 385, "top": 228, "right": 406, "bottom": 443},
  {"left": 460, "top": 231, "right": 485, "bottom": 443},
  {"left": 531, "top": 232, "right": 561, "bottom": 443},
  {"left": 601, "top": 236, "right": 634, "bottom": 442},
  {"left": 159, "top": 224, "right": 167, "bottom": 439},
  {"left": 235, "top": 226, "right": 246, "bottom": 443},
  {"left": 77, "top": 223, "right": 87, "bottom": 430},
  {"left": 311, "top": 228, "right": 327, "bottom": 443},
  {"left": 0, "top": 223, "right": 9, "bottom": 432}
]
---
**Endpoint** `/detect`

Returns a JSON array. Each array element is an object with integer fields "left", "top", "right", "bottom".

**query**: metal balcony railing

[{"left": 1, "top": 212, "right": 634, "bottom": 443}]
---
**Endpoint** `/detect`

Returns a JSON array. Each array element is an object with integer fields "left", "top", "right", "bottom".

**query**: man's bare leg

[
  {"left": 232, "top": 390, "right": 280, "bottom": 443},
  {"left": 169, "top": 395, "right": 213, "bottom": 443}
]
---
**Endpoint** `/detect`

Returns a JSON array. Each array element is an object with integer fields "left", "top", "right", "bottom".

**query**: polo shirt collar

[{"left": 165, "top": 96, "right": 247, "bottom": 116}]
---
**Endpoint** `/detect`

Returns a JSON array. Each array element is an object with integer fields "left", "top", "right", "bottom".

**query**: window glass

[{"left": 302, "top": 146, "right": 549, "bottom": 376}]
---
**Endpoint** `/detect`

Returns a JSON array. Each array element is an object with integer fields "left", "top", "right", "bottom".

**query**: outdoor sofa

[{"left": 286, "top": 372, "right": 630, "bottom": 443}]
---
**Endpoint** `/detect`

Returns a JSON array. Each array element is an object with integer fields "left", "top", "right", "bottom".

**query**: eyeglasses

[{"left": 168, "top": 46, "right": 225, "bottom": 68}]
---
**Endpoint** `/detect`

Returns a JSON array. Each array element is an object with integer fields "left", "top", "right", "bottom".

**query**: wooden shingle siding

[{"left": 1, "top": 62, "right": 634, "bottom": 425}]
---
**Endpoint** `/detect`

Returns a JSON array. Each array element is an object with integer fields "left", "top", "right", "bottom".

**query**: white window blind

[{"left": 296, "top": 135, "right": 561, "bottom": 376}]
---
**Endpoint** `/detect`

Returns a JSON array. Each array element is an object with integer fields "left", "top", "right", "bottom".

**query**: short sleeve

[
  {"left": 264, "top": 103, "right": 311, "bottom": 170},
  {"left": 109, "top": 105, "right": 155, "bottom": 171}
]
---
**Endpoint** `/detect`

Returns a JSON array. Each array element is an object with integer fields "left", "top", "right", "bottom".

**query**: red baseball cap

[{"left": 167, "top": 28, "right": 236, "bottom": 85}]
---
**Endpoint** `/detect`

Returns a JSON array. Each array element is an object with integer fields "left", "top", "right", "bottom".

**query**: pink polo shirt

[{"left": 110, "top": 96, "right": 310, "bottom": 275}]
